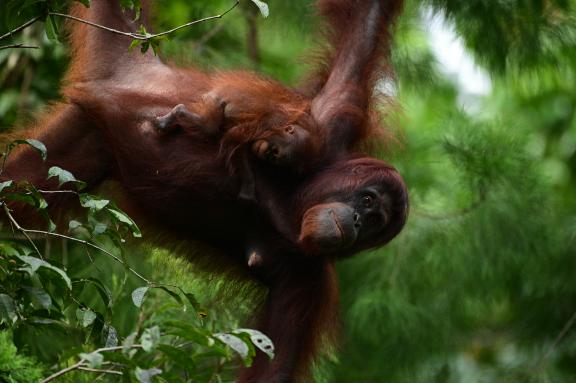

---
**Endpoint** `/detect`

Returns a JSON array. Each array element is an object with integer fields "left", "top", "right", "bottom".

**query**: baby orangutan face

[{"left": 252, "top": 124, "right": 316, "bottom": 172}]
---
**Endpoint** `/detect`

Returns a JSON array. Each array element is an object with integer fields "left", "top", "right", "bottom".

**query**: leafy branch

[{"left": 0, "top": 0, "right": 270, "bottom": 51}]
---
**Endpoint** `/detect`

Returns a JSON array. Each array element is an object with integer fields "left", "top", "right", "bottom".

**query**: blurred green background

[{"left": 1, "top": 0, "right": 575, "bottom": 382}]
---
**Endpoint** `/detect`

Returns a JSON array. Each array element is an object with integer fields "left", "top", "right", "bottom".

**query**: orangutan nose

[{"left": 354, "top": 212, "right": 361, "bottom": 228}]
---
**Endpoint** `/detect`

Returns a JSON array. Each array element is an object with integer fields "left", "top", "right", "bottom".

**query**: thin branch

[
  {"left": 0, "top": 43, "right": 39, "bottom": 51},
  {"left": 41, "top": 360, "right": 85, "bottom": 383},
  {"left": 147, "top": 1, "right": 240, "bottom": 39},
  {"left": 77, "top": 367, "right": 123, "bottom": 375},
  {"left": 543, "top": 310, "right": 576, "bottom": 362},
  {"left": 41, "top": 345, "right": 144, "bottom": 383},
  {"left": 2, "top": 205, "right": 150, "bottom": 284},
  {"left": 3, "top": 204, "right": 43, "bottom": 259},
  {"left": 48, "top": 1, "right": 240, "bottom": 41},
  {"left": 0, "top": 1, "right": 240, "bottom": 51},
  {"left": 0, "top": 15, "right": 43, "bottom": 41}
]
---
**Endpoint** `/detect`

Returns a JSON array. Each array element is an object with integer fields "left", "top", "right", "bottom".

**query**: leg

[{"left": 238, "top": 259, "right": 339, "bottom": 383}]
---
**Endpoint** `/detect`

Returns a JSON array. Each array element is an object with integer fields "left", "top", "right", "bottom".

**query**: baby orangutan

[{"left": 151, "top": 89, "right": 321, "bottom": 203}]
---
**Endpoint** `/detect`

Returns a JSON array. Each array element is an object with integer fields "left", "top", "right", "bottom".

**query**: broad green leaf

[
  {"left": 214, "top": 333, "right": 249, "bottom": 360},
  {"left": 250, "top": 0, "right": 269, "bottom": 18},
  {"left": 122, "top": 332, "right": 138, "bottom": 357},
  {"left": 79, "top": 194, "right": 109, "bottom": 210},
  {"left": 76, "top": 308, "right": 97, "bottom": 327},
  {"left": 134, "top": 367, "right": 162, "bottom": 383},
  {"left": 107, "top": 207, "right": 142, "bottom": 237},
  {"left": 68, "top": 220, "right": 82, "bottom": 231},
  {"left": 154, "top": 286, "right": 183, "bottom": 309},
  {"left": 0, "top": 294, "right": 18, "bottom": 324},
  {"left": 45, "top": 14, "right": 60, "bottom": 41},
  {"left": 235, "top": 329, "right": 275, "bottom": 359},
  {"left": 17, "top": 255, "right": 72, "bottom": 289},
  {"left": 0, "top": 242, "right": 22, "bottom": 256},
  {"left": 14, "top": 139, "right": 47, "bottom": 161},
  {"left": 81, "top": 277, "right": 113, "bottom": 309},
  {"left": 47, "top": 166, "right": 86, "bottom": 189},
  {"left": 23, "top": 286, "right": 52, "bottom": 310},
  {"left": 131, "top": 286, "right": 149, "bottom": 308},
  {"left": 140, "top": 326, "right": 161, "bottom": 352},
  {"left": 102, "top": 323, "right": 119, "bottom": 347},
  {"left": 0, "top": 180, "right": 13, "bottom": 193},
  {"left": 80, "top": 352, "right": 104, "bottom": 369}
]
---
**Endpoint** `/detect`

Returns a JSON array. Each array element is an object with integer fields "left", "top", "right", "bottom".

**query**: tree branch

[
  {"left": 2, "top": 204, "right": 150, "bottom": 284},
  {"left": 0, "top": 43, "right": 39, "bottom": 51},
  {"left": 0, "top": 1, "right": 240, "bottom": 52},
  {"left": 0, "top": 15, "right": 43, "bottom": 41},
  {"left": 41, "top": 346, "right": 144, "bottom": 383}
]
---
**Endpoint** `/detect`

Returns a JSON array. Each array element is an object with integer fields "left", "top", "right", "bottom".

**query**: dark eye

[
  {"left": 285, "top": 125, "right": 295, "bottom": 134},
  {"left": 362, "top": 195, "right": 373, "bottom": 208}
]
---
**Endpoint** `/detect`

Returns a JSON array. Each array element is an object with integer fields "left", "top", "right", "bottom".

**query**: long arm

[{"left": 310, "top": 0, "right": 404, "bottom": 154}]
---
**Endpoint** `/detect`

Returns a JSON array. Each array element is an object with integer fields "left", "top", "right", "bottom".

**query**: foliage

[
  {"left": 0, "top": 331, "right": 44, "bottom": 383},
  {"left": 1, "top": 0, "right": 576, "bottom": 382},
  {"left": 0, "top": 140, "right": 273, "bottom": 382}
]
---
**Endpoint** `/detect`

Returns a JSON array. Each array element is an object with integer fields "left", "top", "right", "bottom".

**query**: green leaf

[
  {"left": 79, "top": 194, "right": 110, "bottom": 211},
  {"left": 76, "top": 308, "right": 97, "bottom": 327},
  {"left": 131, "top": 286, "right": 149, "bottom": 308},
  {"left": 140, "top": 326, "right": 161, "bottom": 352},
  {"left": 0, "top": 180, "right": 13, "bottom": 193},
  {"left": 235, "top": 329, "right": 275, "bottom": 359},
  {"left": 213, "top": 333, "right": 250, "bottom": 360},
  {"left": 23, "top": 286, "right": 52, "bottom": 310},
  {"left": 102, "top": 323, "right": 119, "bottom": 347},
  {"left": 140, "top": 41, "right": 150, "bottom": 54},
  {"left": 183, "top": 292, "right": 205, "bottom": 314},
  {"left": 122, "top": 332, "right": 138, "bottom": 357},
  {"left": 80, "top": 352, "right": 104, "bottom": 369},
  {"left": 0, "top": 242, "right": 22, "bottom": 256},
  {"left": 75, "top": 0, "right": 90, "bottom": 7},
  {"left": 250, "top": 0, "right": 269, "bottom": 18},
  {"left": 81, "top": 277, "right": 113, "bottom": 309},
  {"left": 129, "top": 39, "right": 143, "bottom": 51},
  {"left": 14, "top": 139, "right": 47, "bottom": 161},
  {"left": 0, "top": 294, "right": 18, "bottom": 325},
  {"left": 45, "top": 14, "right": 60, "bottom": 41},
  {"left": 17, "top": 255, "right": 72, "bottom": 289},
  {"left": 68, "top": 220, "right": 82, "bottom": 231},
  {"left": 47, "top": 166, "right": 86, "bottom": 190},
  {"left": 134, "top": 367, "right": 162, "bottom": 383},
  {"left": 107, "top": 207, "right": 142, "bottom": 237},
  {"left": 154, "top": 286, "right": 183, "bottom": 308}
]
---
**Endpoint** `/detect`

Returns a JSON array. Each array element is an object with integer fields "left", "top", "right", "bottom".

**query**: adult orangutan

[{"left": 2, "top": 0, "right": 407, "bottom": 382}]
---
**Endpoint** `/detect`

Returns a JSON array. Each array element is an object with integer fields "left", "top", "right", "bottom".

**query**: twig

[
  {"left": 77, "top": 366, "right": 123, "bottom": 375},
  {"left": 47, "top": 1, "right": 240, "bottom": 41},
  {"left": 0, "top": 1, "right": 240, "bottom": 51},
  {"left": 0, "top": 15, "right": 43, "bottom": 41},
  {"left": 41, "top": 345, "right": 144, "bottom": 383},
  {"left": 542, "top": 310, "right": 576, "bottom": 363},
  {"left": 2, "top": 204, "right": 150, "bottom": 284},
  {"left": 0, "top": 43, "right": 39, "bottom": 51},
  {"left": 41, "top": 360, "right": 85, "bottom": 383},
  {"left": 3, "top": 204, "right": 43, "bottom": 259}
]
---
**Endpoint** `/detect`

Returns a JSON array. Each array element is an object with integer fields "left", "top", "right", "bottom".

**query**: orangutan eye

[
  {"left": 285, "top": 125, "right": 295, "bottom": 134},
  {"left": 362, "top": 195, "right": 373, "bottom": 208}
]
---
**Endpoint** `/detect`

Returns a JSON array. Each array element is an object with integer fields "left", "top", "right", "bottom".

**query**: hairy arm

[{"left": 310, "top": 0, "right": 404, "bottom": 154}]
